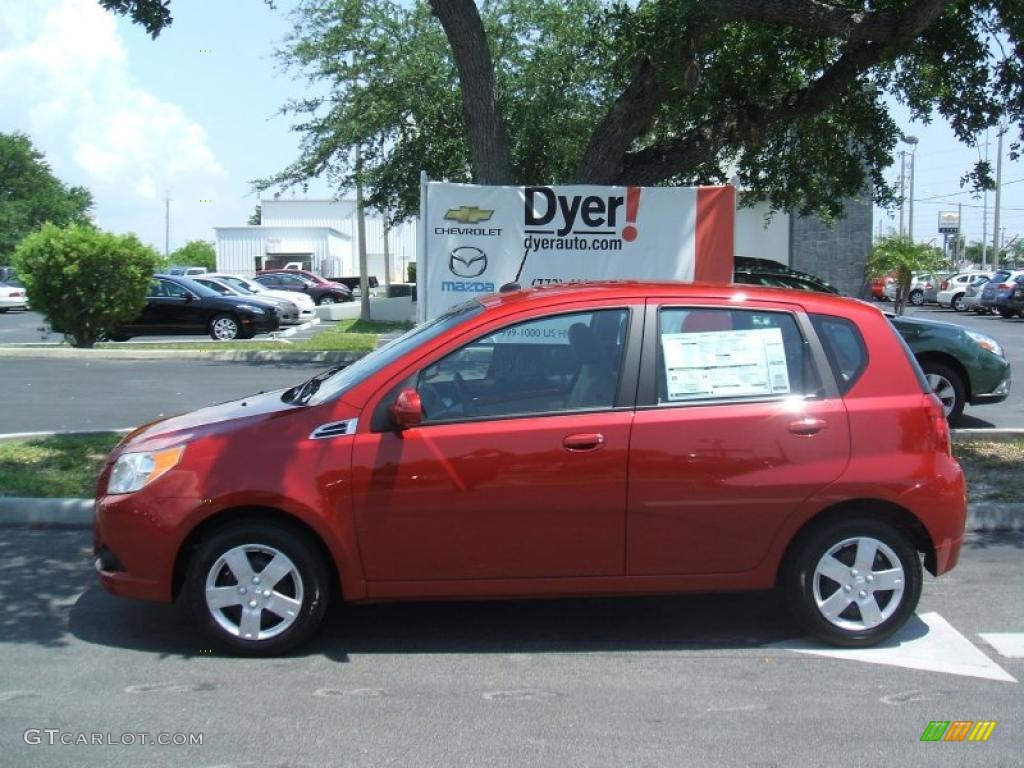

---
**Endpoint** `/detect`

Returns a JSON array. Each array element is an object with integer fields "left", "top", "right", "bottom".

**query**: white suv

[{"left": 936, "top": 272, "right": 992, "bottom": 312}]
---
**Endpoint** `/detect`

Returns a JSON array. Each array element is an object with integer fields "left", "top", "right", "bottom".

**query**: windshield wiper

[{"left": 282, "top": 364, "right": 348, "bottom": 405}]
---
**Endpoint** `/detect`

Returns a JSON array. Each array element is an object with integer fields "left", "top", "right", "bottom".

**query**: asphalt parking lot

[{"left": 0, "top": 528, "right": 1020, "bottom": 768}]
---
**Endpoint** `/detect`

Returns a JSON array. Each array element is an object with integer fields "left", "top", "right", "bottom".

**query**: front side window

[
  {"left": 656, "top": 307, "right": 820, "bottom": 404},
  {"left": 417, "top": 308, "right": 629, "bottom": 422},
  {"left": 159, "top": 279, "right": 190, "bottom": 299}
]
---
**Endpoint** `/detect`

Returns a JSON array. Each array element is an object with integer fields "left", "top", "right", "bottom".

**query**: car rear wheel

[
  {"left": 921, "top": 361, "right": 965, "bottom": 424},
  {"left": 185, "top": 522, "right": 330, "bottom": 655},
  {"left": 909, "top": 289, "right": 925, "bottom": 306},
  {"left": 784, "top": 519, "right": 922, "bottom": 647},
  {"left": 952, "top": 293, "right": 967, "bottom": 312},
  {"left": 209, "top": 314, "right": 240, "bottom": 340},
  {"left": 997, "top": 308, "right": 1018, "bottom": 319}
]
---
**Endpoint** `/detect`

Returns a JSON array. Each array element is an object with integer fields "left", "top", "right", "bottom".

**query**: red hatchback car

[{"left": 94, "top": 283, "right": 965, "bottom": 654}]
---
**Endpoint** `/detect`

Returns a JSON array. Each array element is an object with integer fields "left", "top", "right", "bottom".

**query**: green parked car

[{"left": 734, "top": 258, "right": 1012, "bottom": 424}]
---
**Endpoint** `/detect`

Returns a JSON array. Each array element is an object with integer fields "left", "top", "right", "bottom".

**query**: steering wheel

[{"left": 452, "top": 372, "right": 475, "bottom": 417}]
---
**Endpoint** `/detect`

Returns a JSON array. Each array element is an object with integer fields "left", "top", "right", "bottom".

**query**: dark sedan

[
  {"left": 111, "top": 275, "right": 280, "bottom": 341},
  {"left": 255, "top": 271, "right": 353, "bottom": 304}
]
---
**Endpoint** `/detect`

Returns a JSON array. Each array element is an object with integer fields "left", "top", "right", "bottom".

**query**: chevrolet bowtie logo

[{"left": 445, "top": 206, "right": 494, "bottom": 224}]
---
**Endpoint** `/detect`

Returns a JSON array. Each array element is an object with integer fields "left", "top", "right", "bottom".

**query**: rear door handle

[
  {"left": 563, "top": 433, "right": 605, "bottom": 451},
  {"left": 788, "top": 418, "right": 828, "bottom": 436}
]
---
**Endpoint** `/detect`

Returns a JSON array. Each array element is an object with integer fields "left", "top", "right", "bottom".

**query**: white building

[{"left": 214, "top": 199, "right": 418, "bottom": 282}]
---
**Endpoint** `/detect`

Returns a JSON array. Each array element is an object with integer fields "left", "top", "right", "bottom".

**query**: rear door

[{"left": 626, "top": 301, "right": 851, "bottom": 576}]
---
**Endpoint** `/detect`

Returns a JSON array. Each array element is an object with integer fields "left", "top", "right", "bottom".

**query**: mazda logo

[{"left": 449, "top": 246, "right": 487, "bottom": 278}]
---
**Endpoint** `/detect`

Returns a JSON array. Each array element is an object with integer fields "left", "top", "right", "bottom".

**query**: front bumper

[{"left": 242, "top": 313, "right": 280, "bottom": 334}]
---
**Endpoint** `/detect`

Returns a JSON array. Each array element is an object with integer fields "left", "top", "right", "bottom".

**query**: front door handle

[
  {"left": 563, "top": 433, "right": 605, "bottom": 451},
  {"left": 788, "top": 418, "right": 828, "bottom": 436}
]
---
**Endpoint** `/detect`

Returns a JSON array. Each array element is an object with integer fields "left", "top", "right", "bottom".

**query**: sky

[{"left": 1, "top": 0, "right": 1022, "bottom": 256}]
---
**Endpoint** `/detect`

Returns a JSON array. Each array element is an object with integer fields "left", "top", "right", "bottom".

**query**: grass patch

[
  {"left": 954, "top": 439, "right": 1024, "bottom": 504},
  {"left": 0, "top": 433, "right": 122, "bottom": 498},
  {"left": 94, "top": 319, "right": 411, "bottom": 353}
]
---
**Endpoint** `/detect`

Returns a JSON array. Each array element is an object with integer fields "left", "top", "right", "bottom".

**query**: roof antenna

[{"left": 499, "top": 282, "right": 521, "bottom": 293}]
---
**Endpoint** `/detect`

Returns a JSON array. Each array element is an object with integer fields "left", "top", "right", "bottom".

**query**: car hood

[{"left": 114, "top": 389, "right": 300, "bottom": 454}]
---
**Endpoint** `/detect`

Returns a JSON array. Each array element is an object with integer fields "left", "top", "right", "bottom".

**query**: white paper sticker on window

[{"left": 662, "top": 327, "right": 790, "bottom": 401}]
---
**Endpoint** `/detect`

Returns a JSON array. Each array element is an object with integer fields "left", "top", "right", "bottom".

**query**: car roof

[{"left": 474, "top": 280, "right": 875, "bottom": 317}]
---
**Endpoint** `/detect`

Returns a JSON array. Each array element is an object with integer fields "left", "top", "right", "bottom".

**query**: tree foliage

[
  {"left": 13, "top": 224, "right": 161, "bottom": 348},
  {"left": 170, "top": 239, "right": 217, "bottom": 271},
  {"left": 0, "top": 132, "right": 94, "bottom": 261},
  {"left": 106, "top": 1, "right": 1024, "bottom": 226},
  {"left": 869, "top": 235, "right": 944, "bottom": 314}
]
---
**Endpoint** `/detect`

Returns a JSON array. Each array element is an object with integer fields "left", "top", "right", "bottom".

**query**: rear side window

[{"left": 810, "top": 314, "right": 867, "bottom": 394}]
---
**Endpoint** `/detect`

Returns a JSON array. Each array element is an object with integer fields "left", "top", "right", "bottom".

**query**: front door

[{"left": 351, "top": 306, "right": 638, "bottom": 582}]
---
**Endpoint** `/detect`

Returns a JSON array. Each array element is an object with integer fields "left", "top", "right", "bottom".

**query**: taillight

[
  {"left": 999, "top": 282, "right": 1014, "bottom": 289},
  {"left": 924, "top": 282, "right": 933, "bottom": 290},
  {"left": 925, "top": 394, "right": 951, "bottom": 455},
  {"left": 940, "top": 280, "right": 949, "bottom": 290}
]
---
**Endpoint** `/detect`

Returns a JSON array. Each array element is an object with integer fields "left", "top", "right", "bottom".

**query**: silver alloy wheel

[
  {"left": 205, "top": 544, "right": 304, "bottom": 641},
  {"left": 212, "top": 316, "right": 239, "bottom": 340},
  {"left": 909, "top": 290, "right": 925, "bottom": 306},
  {"left": 952, "top": 293, "right": 966, "bottom": 312},
  {"left": 925, "top": 372, "right": 957, "bottom": 417},
  {"left": 812, "top": 536, "right": 905, "bottom": 631},
  {"left": 320, "top": 295, "right": 337, "bottom": 305}
]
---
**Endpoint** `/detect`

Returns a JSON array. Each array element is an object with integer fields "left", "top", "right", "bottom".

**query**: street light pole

[
  {"left": 898, "top": 151, "right": 907, "bottom": 237},
  {"left": 902, "top": 135, "right": 919, "bottom": 241}
]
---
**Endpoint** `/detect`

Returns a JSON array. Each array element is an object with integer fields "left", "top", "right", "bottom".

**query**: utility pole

[
  {"left": 957, "top": 203, "right": 962, "bottom": 265},
  {"left": 382, "top": 220, "right": 392, "bottom": 290},
  {"left": 993, "top": 127, "right": 1004, "bottom": 260},
  {"left": 900, "top": 136, "right": 919, "bottom": 241},
  {"left": 355, "top": 145, "right": 371, "bottom": 322},
  {"left": 898, "top": 151, "right": 907, "bottom": 237},
  {"left": 164, "top": 194, "right": 171, "bottom": 259},
  {"left": 981, "top": 132, "right": 990, "bottom": 267}
]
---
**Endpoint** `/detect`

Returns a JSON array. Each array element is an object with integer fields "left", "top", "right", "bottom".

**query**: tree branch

[
  {"left": 617, "top": 0, "right": 955, "bottom": 185},
  {"left": 429, "top": 0, "right": 512, "bottom": 185}
]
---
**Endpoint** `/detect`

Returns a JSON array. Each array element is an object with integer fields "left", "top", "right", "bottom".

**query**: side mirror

[
  {"left": 390, "top": 388, "right": 423, "bottom": 429},
  {"left": 184, "top": 292, "right": 196, "bottom": 302}
]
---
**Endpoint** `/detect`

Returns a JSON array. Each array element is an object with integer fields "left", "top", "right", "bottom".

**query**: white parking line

[
  {"left": 979, "top": 633, "right": 1024, "bottom": 658},
  {"left": 767, "top": 612, "right": 1018, "bottom": 682}
]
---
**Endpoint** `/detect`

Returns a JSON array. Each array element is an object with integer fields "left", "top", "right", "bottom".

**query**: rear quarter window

[{"left": 809, "top": 314, "right": 868, "bottom": 395}]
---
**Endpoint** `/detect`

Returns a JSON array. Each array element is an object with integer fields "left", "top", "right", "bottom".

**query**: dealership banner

[{"left": 418, "top": 180, "right": 735, "bottom": 320}]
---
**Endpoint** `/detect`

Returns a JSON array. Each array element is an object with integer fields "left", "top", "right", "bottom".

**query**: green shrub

[
  {"left": 13, "top": 223, "right": 160, "bottom": 347},
  {"left": 407, "top": 262, "right": 416, "bottom": 283}
]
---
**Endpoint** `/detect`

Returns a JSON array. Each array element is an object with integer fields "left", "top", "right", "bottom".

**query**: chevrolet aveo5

[{"left": 94, "top": 283, "right": 966, "bottom": 655}]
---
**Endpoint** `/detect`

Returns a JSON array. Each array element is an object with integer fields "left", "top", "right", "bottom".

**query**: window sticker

[{"left": 662, "top": 327, "right": 790, "bottom": 401}]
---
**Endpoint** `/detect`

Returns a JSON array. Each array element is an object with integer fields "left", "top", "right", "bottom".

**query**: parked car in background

[
  {"left": 206, "top": 273, "right": 317, "bottom": 321},
  {"left": 191, "top": 276, "right": 301, "bottom": 325},
  {"left": 733, "top": 259, "right": 1010, "bottom": 424},
  {"left": 167, "top": 266, "right": 209, "bottom": 276},
  {"left": 0, "top": 266, "right": 17, "bottom": 283},
  {"left": 333, "top": 275, "right": 381, "bottom": 297},
  {"left": 259, "top": 268, "right": 354, "bottom": 299},
  {"left": 733, "top": 257, "right": 843, "bottom": 294},
  {"left": 110, "top": 275, "right": 280, "bottom": 341},
  {"left": 1000, "top": 274, "right": 1024, "bottom": 318},
  {"left": 0, "top": 279, "right": 28, "bottom": 311},
  {"left": 979, "top": 269, "right": 1024, "bottom": 316},
  {"left": 870, "top": 274, "right": 895, "bottom": 300},
  {"left": 884, "top": 272, "right": 939, "bottom": 306},
  {"left": 254, "top": 271, "right": 353, "bottom": 305},
  {"left": 963, "top": 276, "right": 990, "bottom": 313},
  {"left": 94, "top": 282, "right": 965, "bottom": 654},
  {"left": 921, "top": 273, "right": 953, "bottom": 304},
  {"left": 936, "top": 272, "right": 992, "bottom": 312}
]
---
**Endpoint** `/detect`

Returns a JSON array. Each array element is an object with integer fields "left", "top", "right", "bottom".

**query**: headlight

[
  {"left": 965, "top": 329, "right": 1004, "bottom": 358},
  {"left": 239, "top": 304, "right": 265, "bottom": 315},
  {"left": 107, "top": 446, "right": 185, "bottom": 495}
]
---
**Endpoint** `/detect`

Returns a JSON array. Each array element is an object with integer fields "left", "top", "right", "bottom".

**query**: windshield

[
  {"left": 307, "top": 300, "right": 484, "bottom": 405},
  {"left": 218, "top": 276, "right": 259, "bottom": 294},
  {"left": 172, "top": 276, "right": 222, "bottom": 298}
]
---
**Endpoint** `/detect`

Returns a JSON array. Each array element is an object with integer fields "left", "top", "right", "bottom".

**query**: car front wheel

[
  {"left": 319, "top": 295, "right": 336, "bottom": 305},
  {"left": 921, "top": 361, "right": 965, "bottom": 424},
  {"left": 785, "top": 519, "right": 922, "bottom": 647},
  {"left": 909, "top": 289, "right": 925, "bottom": 306},
  {"left": 209, "top": 314, "right": 240, "bottom": 340},
  {"left": 998, "top": 308, "right": 1019, "bottom": 319},
  {"left": 185, "top": 522, "right": 330, "bottom": 655}
]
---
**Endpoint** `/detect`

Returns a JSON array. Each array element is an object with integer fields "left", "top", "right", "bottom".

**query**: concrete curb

[
  {"left": 2, "top": 496, "right": 1022, "bottom": 531},
  {"left": 0, "top": 347, "right": 362, "bottom": 363},
  {"left": 0, "top": 428, "right": 132, "bottom": 443},
  {"left": 951, "top": 429, "right": 1024, "bottom": 442}
]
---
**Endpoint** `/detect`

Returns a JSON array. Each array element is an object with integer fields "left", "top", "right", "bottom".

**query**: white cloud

[{"left": 0, "top": 0, "right": 222, "bottom": 196}]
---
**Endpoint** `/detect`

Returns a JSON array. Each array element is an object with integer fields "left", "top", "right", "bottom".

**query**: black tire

[
  {"left": 0, "top": 308, "right": 7, "bottom": 313},
  {"left": 951, "top": 293, "right": 966, "bottom": 312},
  {"left": 185, "top": 522, "right": 330, "bottom": 656},
  {"left": 108, "top": 334, "right": 131, "bottom": 342},
  {"left": 997, "top": 308, "right": 1018, "bottom": 319},
  {"left": 318, "top": 295, "right": 336, "bottom": 306},
  {"left": 784, "top": 518, "right": 922, "bottom": 647},
  {"left": 209, "top": 313, "right": 241, "bottom": 340},
  {"left": 920, "top": 360, "right": 966, "bottom": 425},
  {"left": 909, "top": 289, "right": 925, "bottom": 307}
]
